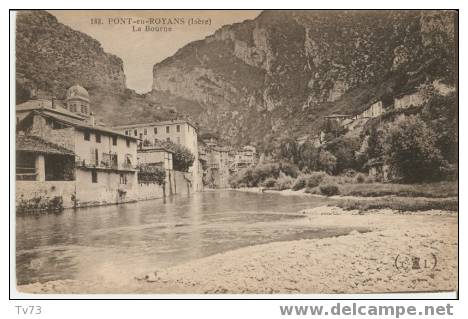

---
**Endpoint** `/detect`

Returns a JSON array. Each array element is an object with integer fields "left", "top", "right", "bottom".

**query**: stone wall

[
  {"left": 137, "top": 183, "right": 165, "bottom": 201},
  {"left": 174, "top": 170, "right": 192, "bottom": 196},
  {"left": 75, "top": 169, "right": 138, "bottom": 208},
  {"left": 16, "top": 180, "right": 76, "bottom": 210},
  {"left": 29, "top": 114, "right": 75, "bottom": 151}
]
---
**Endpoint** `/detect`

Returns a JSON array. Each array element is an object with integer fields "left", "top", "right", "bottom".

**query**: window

[
  {"left": 144, "top": 128, "right": 147, "bottom": 135},
  {"left": 126, "top": 139, "right": 130, "bottom": 147},
  {"left": 125, "top": 130, "right": 128, "bottom": 136},
  {"left": 84, "top": 131, "right": 90, "bottom": 141},
  {"left": 166, "top": 137, "right": 170, "bottom": 142},
  {"left": 92, "top": 170, "right": 98, "bottom": 183},
  {"left": 154, "top": 127, "right": 158, "bottom": 134},
  {"left": 120, "top": 173, "right": 127, "bottom": 184},
  {"left": 134, "top": 129, "right": 137, "bottom": 137},
  {"left": 166, "top": 126, "right": 170, "bottom": 133},
  {"left": 95, "top": 132, "right": 101, "bottom": 143},
  {"left": 176, "top": 125, "right": 180, "bottom": 132},
  {"left": 112, "top": 136, "right": 117, "bottom": 146}
]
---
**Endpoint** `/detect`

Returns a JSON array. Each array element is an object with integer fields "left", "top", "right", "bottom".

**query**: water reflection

[{"left": 16, "top": 191, "right": 356, "bottom": 285}]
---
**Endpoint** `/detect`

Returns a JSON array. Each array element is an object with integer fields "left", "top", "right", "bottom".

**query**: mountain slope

[
  {"left": 15, "top": 10, "right": 188, "bottom": 126},
  {"left": 151, "top": 10, "right": 457, "bottom": 146}
]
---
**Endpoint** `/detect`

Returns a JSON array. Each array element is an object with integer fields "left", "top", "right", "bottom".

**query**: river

[{"left": 16, "top": 190, "right": 359, "bottom": 285}]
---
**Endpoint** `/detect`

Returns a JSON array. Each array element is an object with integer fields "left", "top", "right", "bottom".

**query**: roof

[
  {"left": 113, "top": 119, "right": 198, "bottom": 131},
  {"left": 138, "top": 147, "right": 174, "bottom": 154},
  {"left": 16, "top": 135, "right": 75, "bottom": 156},
  {"left": 32, "top": 111, "right": 139, "bottom": 141},
  {"left": 67, "top": 84, "right": 89, "bottom": 102},
  {"left": 394, "top": 89, "right": 420, "bottom": 98},
  {"left": 324, "top": 114, "right": 352, "bottom": 119},
  {"left": 16, "top": 99, "right": 86, "bottom": 121}
]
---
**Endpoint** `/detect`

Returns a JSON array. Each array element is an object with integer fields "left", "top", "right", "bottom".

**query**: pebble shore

[{"left": 18, "top": 206, "right": 458, "bottom": 294}]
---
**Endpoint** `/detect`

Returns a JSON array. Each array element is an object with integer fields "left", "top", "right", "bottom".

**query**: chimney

[{"left": 89, "top": 112, "right": 96, "bottom": 126}]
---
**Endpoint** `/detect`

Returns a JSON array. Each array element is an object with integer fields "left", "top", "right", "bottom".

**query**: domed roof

[{"left": 66, "top": 84, "right": 89, "bottom": 102}]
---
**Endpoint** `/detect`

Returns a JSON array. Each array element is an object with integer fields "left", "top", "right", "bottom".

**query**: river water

[{"left": 16, "top": 190, "right": 360, "bottom": 285}]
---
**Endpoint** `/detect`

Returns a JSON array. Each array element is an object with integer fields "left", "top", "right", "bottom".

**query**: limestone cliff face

[
  {"left": 16, "top": 10, "right": 126, "bottom": 101},
  {"left": 151, "top": 10, "right": 456, "bottom": 146},
  {"left": 15, "top": 10, "right": 187, "bottom": 126}
]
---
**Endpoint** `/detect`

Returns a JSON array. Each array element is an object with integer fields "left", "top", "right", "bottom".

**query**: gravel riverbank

[{"left": 18, "top": 205, "right": 457, "bottom": 294}]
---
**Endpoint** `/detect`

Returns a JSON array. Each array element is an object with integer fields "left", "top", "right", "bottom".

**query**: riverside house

[
  {"left": 113, "top": 120, "right": 203, "bottom": 192},
  {"left": 16, "top": 85, "right": 140, "bottom": 210}
]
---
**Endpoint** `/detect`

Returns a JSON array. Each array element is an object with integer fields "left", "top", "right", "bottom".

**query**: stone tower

[{"left": 65, "top": 84, "right": 90, "bottom": 117}]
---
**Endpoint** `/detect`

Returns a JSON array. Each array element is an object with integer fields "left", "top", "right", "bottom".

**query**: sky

[{"left": 50, "top": 10, "right": 261, "bottom": 93}]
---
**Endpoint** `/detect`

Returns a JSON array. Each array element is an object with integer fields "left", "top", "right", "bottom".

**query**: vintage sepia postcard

[{"left": 12, "top": 9, "right": 458, "bottom": 296}]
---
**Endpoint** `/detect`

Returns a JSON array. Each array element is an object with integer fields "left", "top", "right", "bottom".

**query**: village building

[
  {"left": 16, "top": 85, "right": 140, "bottom": 209},
  {"left": 113, "top": 120, "right": 203, "bottom": 192},
  {"left": 137, "top": 146, "right": 175, "bottom": 196},
  {"left": 204, "top": 145, "right": 230, "bottom": 188},
  {"left": 229, "top": 145, "right": 257, "bottom": 173}
]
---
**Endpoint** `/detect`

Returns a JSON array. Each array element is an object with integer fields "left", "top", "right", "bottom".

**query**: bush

[
  {"left": 274, "top": 173, "right": 295, "bottom": 190},
  {"left": 355, "top": 173, "right": 366, "bottom": 184},
  {"left": 319, "top": 183, "right": 340, "bottom": 196},
  {"left": 262, "top": 177, "right": 277, "bottom": 188},
  {"left": 279, "top": 162, "right": 300, "bottom": 178},
  {"left": 138, "top": 165, "right": 166, "bottom": 185},
  {"left": 229, "top": 162, "right": 299, "bottom": 188},
  {"left": 292, "top": 175, "right": 309, "bottom": 190},
  {"left": 306, "top": 171, "right": 328, "bottom": 188}
]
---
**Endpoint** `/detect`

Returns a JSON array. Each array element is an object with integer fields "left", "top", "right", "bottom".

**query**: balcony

[{"left": 75, "top": 159, "right": 136, "bottom": 171}]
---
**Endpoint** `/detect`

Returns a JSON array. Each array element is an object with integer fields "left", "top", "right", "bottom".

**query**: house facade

[
  {"left": 113, "top": 120, "right": 203, "bottom": 192},
  {"left": 137, "top": 146, "right": 176, "bottom": 196},
  {"left": 205, "top": 146, "right": 230, "bottom": 188},
  {"left": 16, "top": 85, "right": 140, "bottom": 209}
]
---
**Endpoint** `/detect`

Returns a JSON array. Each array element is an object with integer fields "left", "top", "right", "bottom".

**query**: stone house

[
  {"left": 16, "top": 85, "right": 140, "bottom": 209},
  {"left": 113, "top": 119, "right": 203, "bottom": 192},
  {"left": 205, "top": 146, "right": 230, "bottom": 188},
  {"left": 137, "top": 146, "right": 177, "bottom": 196}
]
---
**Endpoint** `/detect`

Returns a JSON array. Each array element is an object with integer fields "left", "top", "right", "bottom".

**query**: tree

[
  {"left": 297, "top": 140, "right": 320, "bottom": 172},
  {"left": 276, "top": 137, "right": 300, "bottom": 164},
  {"left": 325, "top": 136, "right": 361, "bottom": 174},
  {"left": 317, "top": 150, "right": 337, "bottom": 174},
  {"left": 366, "top": 127, "right": 385, "bottom": 159},
  {"left": 162, "top": 140, "right": 195, "bottom": 172},
  {"left": 383, "top": 115, "right": 445, "bottom": 182},
  {"left": 421, "top": 93, "right": 458, "bottom": 163}
]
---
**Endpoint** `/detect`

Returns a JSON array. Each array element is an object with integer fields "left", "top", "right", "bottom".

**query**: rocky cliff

[
  {"left": 15, "top": 10, "right": 457, "bottom": 147},
  {"left": 16, "top": 10, "right": 126, "bottom": 100},
  {"left": 15, "top": 10, "right": 187, "bottom": 125},
  {"left": 151, "top": 10, "right": 457, "bottom": 146}
]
